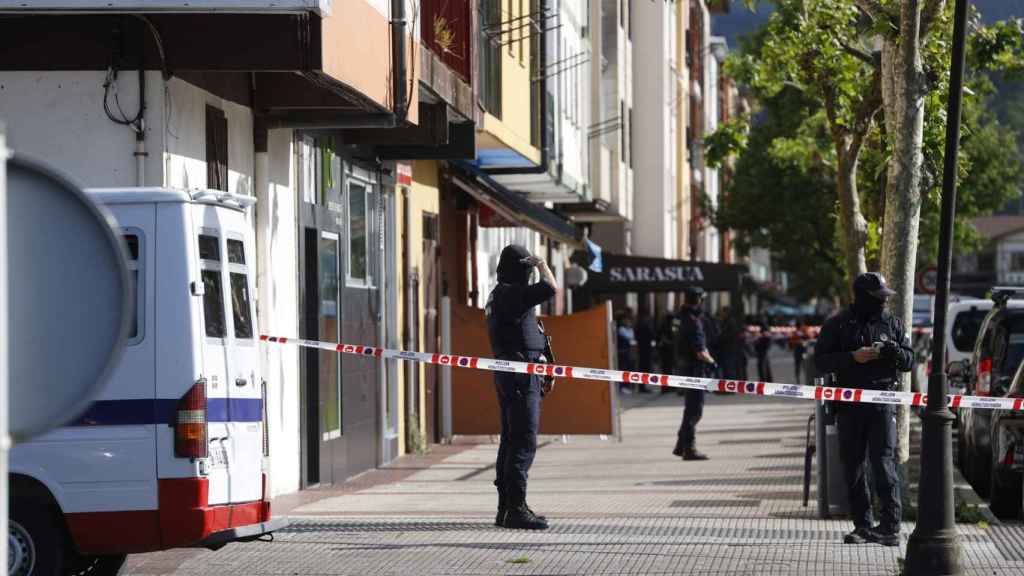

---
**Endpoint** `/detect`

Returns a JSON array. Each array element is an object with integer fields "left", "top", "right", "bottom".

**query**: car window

[
  {"left": 951, "top": 309, "right": 987, "bottom": 353},
  {"left": 999, "top": 314, "right": 1024, "bottom": 376}
]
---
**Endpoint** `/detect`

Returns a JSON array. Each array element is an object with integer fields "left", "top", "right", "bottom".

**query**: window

[
  {"left": 479, "top": 0, "right": 503, "bottom": 117},
  {"left": 123, "top": 232, "right": 144, "bottom": 343},
  {"left": 1011, "top": 252, "right": 1024, "bottom": 272},
  {"left": 348, "top": 181, "right": 369, "bottom": 282},
  {"left": 199, "top": 234, "right": 226, "bottom": 338},
  {"left": 629, "top": 107, "right": 634, "bottom": 168},
  {"left": 205, "top": 105, "right": 228, "bottom": 192},
  {"left": 620, "top": 101, "right": 627, "bottom": 163},
  {"left": 952, "top": 309, "right": 988, "bottom": 353},
  {"left": 227, "top": 238, "right": 253, "bottom": 340}
]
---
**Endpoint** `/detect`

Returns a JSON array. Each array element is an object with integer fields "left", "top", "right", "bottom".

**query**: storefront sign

[{"left": 582, "top": 253, "right": 747, "bottom": 293}]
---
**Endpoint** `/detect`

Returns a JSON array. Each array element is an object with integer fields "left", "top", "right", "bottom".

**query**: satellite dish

[{"left": 6, "top": 153, "right": 129, "bottom": 442}]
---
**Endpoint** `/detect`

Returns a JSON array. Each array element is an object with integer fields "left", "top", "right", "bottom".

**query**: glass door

[{"left": 318, "top": 231, "right": 343, "bottom": 482}]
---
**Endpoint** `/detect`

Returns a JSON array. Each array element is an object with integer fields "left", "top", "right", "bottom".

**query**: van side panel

[
  {"left": 12, "top": 203, "right": 160, "bottom": 551},
  {"left": 154, "top": 202, "right": 205, "bottom": 482}
]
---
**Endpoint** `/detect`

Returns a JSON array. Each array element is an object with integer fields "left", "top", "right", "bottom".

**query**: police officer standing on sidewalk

[
  {"left": 672, "top": 287, "right": 716, "bottom": 461},
  {"left": 814, "top": 273, "right": 913, "bottom": 547},
  {"left": 486, "top": 244, "right": 558, "bottom": 530}
]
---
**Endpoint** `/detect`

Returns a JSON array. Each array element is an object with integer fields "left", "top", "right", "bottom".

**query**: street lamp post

[{"left": 904, "top": 0, "right": 969, "bottom": 574}]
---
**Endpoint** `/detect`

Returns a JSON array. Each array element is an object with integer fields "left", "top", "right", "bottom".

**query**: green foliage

[
  {"left": 713, "top": 89, "right": 846, "bottom": 300},
  {"left": 709, "top": 0, "right": 1024, "bottom": 294},
  {"left": 704, "top": 116, "right": 750, "bottom": 169}
]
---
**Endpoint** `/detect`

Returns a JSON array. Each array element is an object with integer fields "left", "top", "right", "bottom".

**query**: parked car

[
  {"left": 953, "top": 290, "right": 1024, "bottom": 498},
  {"left": 987, "top": 360, "right": 1024, "bottom": 518},
  {"left": 946, "top": 298, "right": 993, "bottom": 396},
  {"left": 9, "top": 189, "right": 285, "bottom": 576}
]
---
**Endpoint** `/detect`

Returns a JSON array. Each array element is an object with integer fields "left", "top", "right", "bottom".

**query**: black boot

[
  {"left": 495, "top": 492, "right": 505, "bottom": 527},
  {"left": 502, "top": 504, "right": 549, "bottom": 530},
  {"left": 682, "top": 448, "right": 709, "bottom": 461}
]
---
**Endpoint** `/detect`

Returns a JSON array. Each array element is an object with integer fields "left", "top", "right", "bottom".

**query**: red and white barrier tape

[{"left": 258, "top": 335, "right": 1019, "bottom": 411}]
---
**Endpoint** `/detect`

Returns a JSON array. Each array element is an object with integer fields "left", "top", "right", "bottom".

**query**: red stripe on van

[{"left": 66, "top": 511, "right": 161, "bottom": 554}]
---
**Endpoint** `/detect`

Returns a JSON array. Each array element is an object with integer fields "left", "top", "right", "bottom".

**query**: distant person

[
  {"left": 789, "top": 320, "right": 808, "bottom": 385},
  {"left": 485, "top": 244, "right": 558, "bottom": 530},
  {"left": 616, "top": 308, "right": 638, "bottom": 392},
  {"left": 704, "top": 305, "right": 723, "bottom": 378},
  {"left": 755, "top": 322, "right": 773, "bottom": 382},
  {"left": 658, "top": 310, "right": 681, "bottom": 389},
  {"left": 814, "top": 273, "right": 913, "bottom": 547},
  {"left": 635, "top": 308, "right": 656, "bottom": 393},
  {"left": 716, "top": 307, "right": 742, "bottom": 379},
  {"left": 672, "top": 287, "right": 716, "bottom": 461}
]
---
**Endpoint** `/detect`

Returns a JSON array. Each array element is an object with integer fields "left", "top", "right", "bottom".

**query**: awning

[
  {"left": 449, "top": 161, "right": 582, "bottom": 247},
  {"left": 579, "top": 252, "right": 748, "bottom": 293}
]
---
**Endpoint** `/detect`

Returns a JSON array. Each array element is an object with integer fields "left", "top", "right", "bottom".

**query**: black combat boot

[
  {"left": 502, "top": 503, "right": 549, "bottom": 530},
  {"left": 682, "top": 448, "right": 709, "bottom": 461},
  {"left": 495, "top": 492, "right": 505, "bottom": 527}
]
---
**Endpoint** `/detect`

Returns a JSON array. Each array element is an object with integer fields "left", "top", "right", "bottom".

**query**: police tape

[{"left": 258, "top": 334, "right": 1022, "bottom": 411}]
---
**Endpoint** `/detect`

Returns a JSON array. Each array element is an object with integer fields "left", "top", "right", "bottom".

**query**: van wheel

[
  {"left": 9, "top": 495, "right": 68, "bottom": 576},
  {"left": 989, "top": 467, "right": 1023, "bottom": 520},
  {"left": 69, "top": 554, "right": 128, "bottom": 576}
]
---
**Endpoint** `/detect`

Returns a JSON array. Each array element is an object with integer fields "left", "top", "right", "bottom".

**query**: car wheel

[
  {"left": 972, "top": 449, "right": 992, "bottom": 498},
  {"left": 9, "top": 493, "right": 69, "bottom": 576},
  {"left": 989, "top": 466, "right": 1023, "bottom": 520}
]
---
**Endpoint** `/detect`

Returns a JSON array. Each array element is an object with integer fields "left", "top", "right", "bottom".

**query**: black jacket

[{"left": 814, "top": 307, "right": 914, "bottom": 390}]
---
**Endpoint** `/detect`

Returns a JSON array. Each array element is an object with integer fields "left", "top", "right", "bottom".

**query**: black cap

[
  {"left": 683, "top": 286, "right": 705, "bottom": 297},
  {"left": 853, "top": 272, "right": 897, "bottom": 299}
]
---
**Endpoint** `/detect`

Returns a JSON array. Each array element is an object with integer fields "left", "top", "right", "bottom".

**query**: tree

[
  {"left": 728, "top": 1, "right": 881, "bottom": 287},
  {"left": 717, "top": 1, "right": 1024, "bottom": 464}
]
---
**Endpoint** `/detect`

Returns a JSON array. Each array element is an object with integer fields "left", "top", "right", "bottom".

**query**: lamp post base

[{"left": 905, "top": 528, "right": 961, "bottom": 576}]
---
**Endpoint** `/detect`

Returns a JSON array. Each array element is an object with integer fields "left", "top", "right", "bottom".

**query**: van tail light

[
  {"left": 977, "top": 358, "right": 993, "bottom": 396},
  {"left": 1004, "top": 445, "right": 1016, "bottom": 468},
  {"left": 926, "top": 360, "right": 932, "bottom": 378},
  {"left": 175, "top": 379, "right": 208, "bottom": 458}
]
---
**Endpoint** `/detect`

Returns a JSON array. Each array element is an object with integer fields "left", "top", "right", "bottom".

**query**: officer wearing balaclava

[
  {"left": 815, "top": 273, "right": 913, "bottom": 547},
  {"left": 485, "top": 244, "right": 558, "bottom": 530}
]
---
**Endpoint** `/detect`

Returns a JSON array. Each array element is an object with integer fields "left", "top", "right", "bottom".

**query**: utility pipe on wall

[{"left": 390, "top": 0, "right": 409, "bottom": 121}]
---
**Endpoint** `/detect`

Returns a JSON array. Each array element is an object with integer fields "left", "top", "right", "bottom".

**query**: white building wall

[
  {"left": 703, "top": 53, "right": 720, "bottom": 263},
  {"left": 0, "top": 70, "right": 164, "bottom": 187},
  {"left": 631, "top": 0, "right": 672, "bottom": 259},
  {"left": 0, "top": 70, "right": 303, "bottom": 497},
  {"left": 556, "top": 0, "right": 588, "bottom": 195},
  {"left": 256, "top": 129, "right": 302, "bottom": 497}
]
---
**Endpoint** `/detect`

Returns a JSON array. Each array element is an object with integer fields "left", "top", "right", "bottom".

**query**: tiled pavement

[{"left": 125, "top": 355, "right": 1024, "bottom": 575}]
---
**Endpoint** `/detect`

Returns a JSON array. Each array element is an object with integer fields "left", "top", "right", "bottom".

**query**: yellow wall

[
  {"left": 477, "top": 0, "right": 541, "bottom": 165},
  {"left": 395, "top": 160, "right": 441, "bottom": 454}
]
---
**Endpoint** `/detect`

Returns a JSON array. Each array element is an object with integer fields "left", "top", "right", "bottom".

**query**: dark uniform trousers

[
  {"left": 837, "top": 402, "right": 901, "bottom": 532},
  {"left": 675, "top": 363, "right": 707, "bottom": 452},
  {"left": 493, "top": 360, "right": 542, "bottom": 507}
]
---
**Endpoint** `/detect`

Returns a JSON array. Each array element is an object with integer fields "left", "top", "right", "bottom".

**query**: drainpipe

[
  {"left": 134, "top": 65, "right": 147, "bottom": 187},
  {"left": 391, "top": 0, "right": 409, "bottom": 122}
]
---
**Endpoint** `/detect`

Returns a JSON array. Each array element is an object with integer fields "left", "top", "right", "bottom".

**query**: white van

[{"left": 8, "top": 188, "right": 285, "bottom": 576}]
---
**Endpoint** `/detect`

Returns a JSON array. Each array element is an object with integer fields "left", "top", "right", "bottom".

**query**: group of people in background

[{"left": 615, "top": 303, "right": 815, "bottom": 391}]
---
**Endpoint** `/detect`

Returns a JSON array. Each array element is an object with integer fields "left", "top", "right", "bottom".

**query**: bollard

[{"left": 814, "top": 374, "right": 849, "bottom": 518}]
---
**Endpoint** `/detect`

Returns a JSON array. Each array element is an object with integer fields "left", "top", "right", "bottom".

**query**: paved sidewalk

[{"left": 125, "top": 372, "right": 1024, "bottom": 575}]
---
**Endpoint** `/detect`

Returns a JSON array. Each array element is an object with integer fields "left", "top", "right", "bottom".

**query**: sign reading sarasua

[{"left": 608, "top": 264, "right": 704, "bottom": 283}]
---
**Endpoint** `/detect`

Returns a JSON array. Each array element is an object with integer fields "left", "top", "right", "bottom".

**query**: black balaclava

[
  {"left": 496, "top": 244, "right": 532, "bottom": 285},
  {"left": 852, "top": 287, "right": 886, "bottom": 321}
]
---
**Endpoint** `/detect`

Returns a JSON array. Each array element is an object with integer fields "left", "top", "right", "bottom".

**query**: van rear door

[
  {"left": 223, "top": 227, "right": 263, "bottom": 504},
  {"left": 196, "top": 227, "right": 232, "bottom": 506}
]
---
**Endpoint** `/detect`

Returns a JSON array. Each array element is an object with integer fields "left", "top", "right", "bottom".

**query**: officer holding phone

[
  {"left": 485, "top": 244, "right": 558, "bottom": 530},
  {"left": 814, "top": 273, "right": 913, "bottom": 547}
]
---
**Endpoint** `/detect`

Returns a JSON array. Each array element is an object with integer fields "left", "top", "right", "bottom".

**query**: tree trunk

[
  {"left": 836, "top": 148, "right": 869, "bottom": 285},
  {"left": 880, "top": 0, "right": 927, "bottom": 466}
]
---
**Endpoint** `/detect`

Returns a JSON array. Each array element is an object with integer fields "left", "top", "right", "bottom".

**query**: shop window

[
  {"left": 348, "top": 182, "right": 369, "bottom": 283},
  {"left": 1011, "top": 252, "right": 1024, "bottom": 272},
  {"left": 479, "top": 0, "right": 502, "bottom": 117},
  {"left": 205, "top": 105, "right": 228, "bottom": 192}
]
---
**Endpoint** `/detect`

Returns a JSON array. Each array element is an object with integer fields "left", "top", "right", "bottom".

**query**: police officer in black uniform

[
  {"left": 814, "top": 273, "right": 913, "bottom": 547},
  {"left": 486, "top": 244, "right": 558, "bottom": 530},
  {"left": 672, "top": 287, "right": 716, "bottom": 461}
]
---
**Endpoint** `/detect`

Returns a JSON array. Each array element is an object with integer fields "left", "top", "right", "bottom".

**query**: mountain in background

[{"left": 713, "top": 0, "right": 1024, "bottom": 49}]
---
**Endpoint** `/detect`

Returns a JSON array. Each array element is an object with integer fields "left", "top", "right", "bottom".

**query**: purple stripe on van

[{"left": 70, "top": 398, "right": 263, "bottom": 426}]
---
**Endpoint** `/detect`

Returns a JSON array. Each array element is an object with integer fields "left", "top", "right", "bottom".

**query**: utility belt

[
  {"left": 836, "top": 377, "right": 899, "bottom": 392},
  {"left": 496, "top": 350, "right": 544, "bottom": 362}
]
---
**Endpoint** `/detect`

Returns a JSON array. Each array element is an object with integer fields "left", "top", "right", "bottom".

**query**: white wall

[
  {"left": 256, "top": 129, "right": 302, "bottom": 496},
  {"left": 631, "top": 0, "right": 672, "bottom": 258},
  {"left": 0, "top": 70, "right": 163, "bottom": 187},
  {"left": 163, "top": 77, "right": 254, "bottom": 195},
  {"left": 0, "top": 69, "right": 303, "bottom": 496}
]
